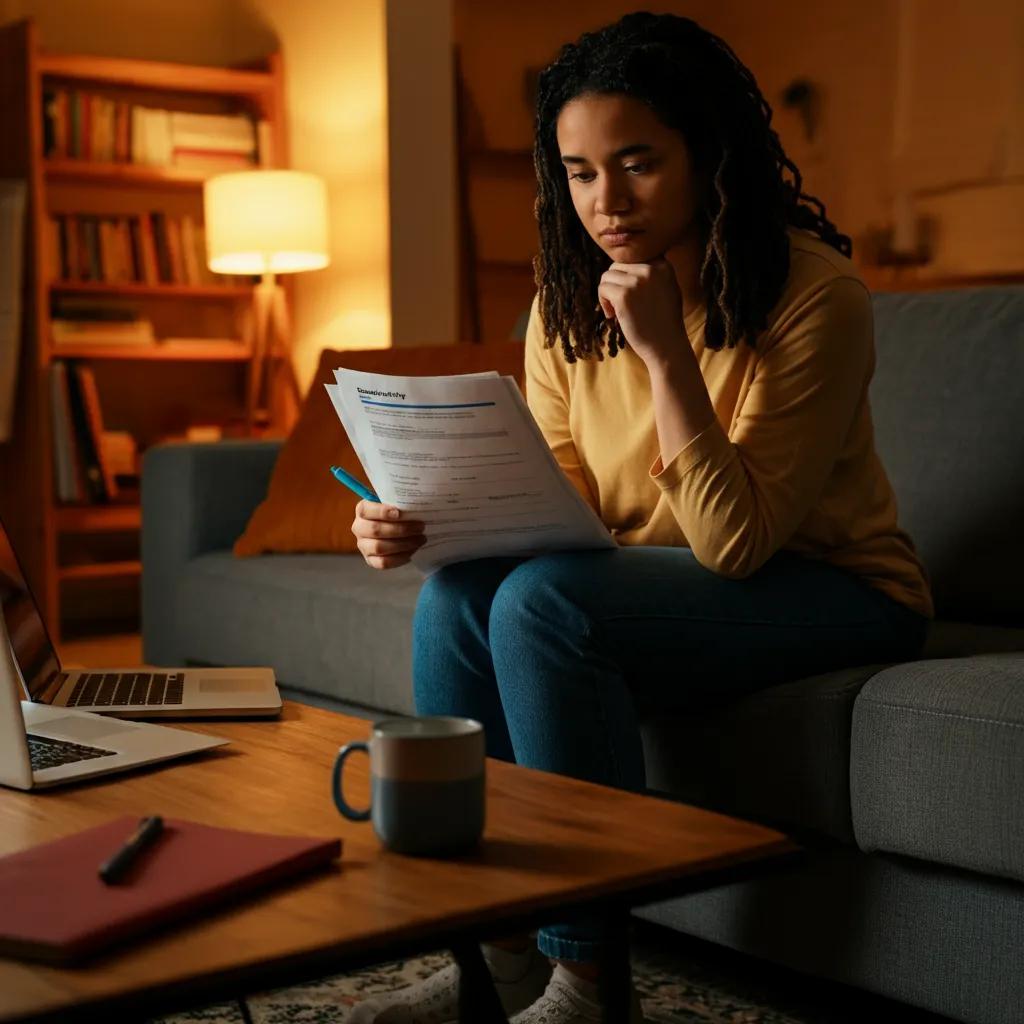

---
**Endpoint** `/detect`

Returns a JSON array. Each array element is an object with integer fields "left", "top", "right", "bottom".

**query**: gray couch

[{"left": 143, "top": 287, "right": 1024, "bottom": 1024}]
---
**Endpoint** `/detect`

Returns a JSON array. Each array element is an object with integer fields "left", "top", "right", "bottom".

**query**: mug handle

[{"left": 332, "top": 741, "right": 372, "bottom": 822}]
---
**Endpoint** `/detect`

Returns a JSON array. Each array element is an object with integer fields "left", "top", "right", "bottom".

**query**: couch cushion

[
  {"left": 641, "top": 665, "right": 883, "bottom": 845},
  {"left": 175, "top": 551, "right": 421, "bottom": 714},
  {"left": 851, "top": 653, "right": 1024, "bottom": 882},
  {"left": 869, "top": 287, "right": 1024, "bottom": 626}
]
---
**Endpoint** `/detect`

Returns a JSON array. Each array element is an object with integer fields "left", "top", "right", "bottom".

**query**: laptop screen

[{"left": 0, "top": 517, "right": 62, "bottom": 702}]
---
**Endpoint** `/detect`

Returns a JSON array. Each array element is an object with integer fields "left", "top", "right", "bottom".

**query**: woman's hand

[
  {"left": 351, "top": 501, "right": 426, "bottom": 570},
  {"left": 597, "top": 257, "right": 687, "bottom": 370},
  {"left": 600, "top": 256, "right": 717, "bottom": 464}
]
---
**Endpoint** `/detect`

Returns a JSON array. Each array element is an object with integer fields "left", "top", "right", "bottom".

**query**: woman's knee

[
  {"left": 488, "top": 554, "right": 590, "bottom": 643},
  {"left": 414, "top": 558, "right": 523, "bottom": 638},
  {"left": 414, "top": 563, "right": 480, "bottom": 637}
]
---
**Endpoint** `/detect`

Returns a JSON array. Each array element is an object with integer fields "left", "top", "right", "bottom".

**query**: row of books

[
  {"left": 50, "top": 298, "right": 155, "bottom": 348},
  {"left": 49, "top": 361, "right": 137, "bottom": 504},
  {"left": 42, "top": 91, "right": 272, "bottom": 169},
  {"left": 44, "top": 213, "right": 248, "bottom": 289}
]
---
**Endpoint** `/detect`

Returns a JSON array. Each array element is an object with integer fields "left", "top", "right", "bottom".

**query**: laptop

[
  {"left": 0, "top": 514, "right": 282, "bottom": 719},
  {"left": 0, "top": 611, "right": 228, "bottom": 790}
]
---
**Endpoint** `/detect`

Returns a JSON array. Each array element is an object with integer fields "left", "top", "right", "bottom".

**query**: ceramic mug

[{"left": 332, "top": 716, "right": 486, "bottom": 856}]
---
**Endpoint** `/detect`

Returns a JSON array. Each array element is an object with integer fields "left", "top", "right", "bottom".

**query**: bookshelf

[{"left": 0, "top": 18, "right": 289, "bottom": 641}]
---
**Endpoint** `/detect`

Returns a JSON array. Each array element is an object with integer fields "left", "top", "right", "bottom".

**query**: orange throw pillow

[{"left": 234, "top": 342, "right": 526, "bottom": 556}]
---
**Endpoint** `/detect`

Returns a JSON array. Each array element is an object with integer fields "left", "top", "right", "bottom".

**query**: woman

[{"left": 349, "top": 12, "right": 932, "bottom": 1024}]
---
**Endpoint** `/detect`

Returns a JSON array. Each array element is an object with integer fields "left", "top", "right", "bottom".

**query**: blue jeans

[{"left": 412, "top": 548, "right": 928, "bottom": 962}]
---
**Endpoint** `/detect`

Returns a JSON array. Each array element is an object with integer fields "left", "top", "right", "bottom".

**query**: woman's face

[{"left": 555, "top": 92, "right": 698, "bottom": 264}]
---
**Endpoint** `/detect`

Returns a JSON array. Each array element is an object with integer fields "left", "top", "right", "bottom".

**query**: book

[
  {"left": 81, "top": 90, "right": 92, "bottom": 160},
  {"left": 150, "top": 211, "right": 173, "bottom": 283},
  {"left": 48, "top": 362, "right": 83, "bottom": 503},
  {"left": 64, "top": 364, "right": 106, "bottom": 503},
  {"left": 139, "top": 214, "right": 160, "bottom": 285},
  {"left": 0, "top": 817, "right": 342, "bottom": 964},
  {"left": 116, "top": 218, "right": 135, "bottom": 282},
  {"left": 74, "top": 364, "right": 118, "bottom": 500},
  {"left": 97, "top": 218, "right": 117, "bottom": 282},
  {"left": 52, "top": 320, "right": 155, "bottom": 345},
  {"left": 165, "top": 216, "right": 185, "bottom": 284},
  {"left": 180, "top": 215, "right": 202, "bottom": 285},
  {"left": 81, "top": 217, "right": 102, "bottom": 281},
  {"left": 65, "top": 215, "right": 80, "bottom": 280}
]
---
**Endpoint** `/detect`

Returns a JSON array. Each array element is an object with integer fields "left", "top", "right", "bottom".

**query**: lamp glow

[{"left": 203, "top": 170, "right": 329, "bottom": 275}]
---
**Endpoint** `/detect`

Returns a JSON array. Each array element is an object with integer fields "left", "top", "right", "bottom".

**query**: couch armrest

[{"left": 141, "top": 440, "right": 282, "bottom": 665}]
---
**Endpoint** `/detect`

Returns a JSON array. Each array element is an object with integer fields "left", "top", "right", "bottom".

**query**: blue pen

[{"left": 330, "top": 466, "right": 381, "bottom": 503}]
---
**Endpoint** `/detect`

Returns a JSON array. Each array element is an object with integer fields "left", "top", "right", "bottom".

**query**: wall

[
  {"left": 455, "top": 0, "right": 713, "bottom": 153},
  {"left": 455, "top": 0, "right": 1024, "bottom": 277},
  {"left": 246, "top": 0, "right": 392, "bottom": 381},
  {"left": 0, "top": 0, "right": 396, "bottom": 390},
  {"left": 386, "top": 0, "right": 457, "bottom": 347},
  {"left": 698, "top": 0, "right": 899, "bottom": 250},
  {"left": 702, "top": 0, "right": 1024, "bottom": 274}
]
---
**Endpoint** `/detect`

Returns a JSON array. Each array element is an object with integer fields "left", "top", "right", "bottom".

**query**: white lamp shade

[{"left": 204, "top": 170, "right": 330, "bottom": 275}]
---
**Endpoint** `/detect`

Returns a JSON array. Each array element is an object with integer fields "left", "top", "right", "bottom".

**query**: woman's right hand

[{"left": 351, "top": 500, "right": 426, "bottom": 570}]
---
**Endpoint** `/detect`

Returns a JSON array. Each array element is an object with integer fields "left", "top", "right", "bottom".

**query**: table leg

[
  {"left": 598, "top": 906, "right": 632, "bottom": 1024},
  {"left": 451, "top": 941, "right": 510, "bottom": 1023}
]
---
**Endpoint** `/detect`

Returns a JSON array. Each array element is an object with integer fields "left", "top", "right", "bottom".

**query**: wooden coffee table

[{"left": 0, "top": 703, "right": 798, "bottom": 1023}]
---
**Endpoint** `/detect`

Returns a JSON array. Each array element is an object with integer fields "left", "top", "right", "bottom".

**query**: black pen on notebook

[{"left": 99, "top": 815, "right": 164, "bottom": 885}]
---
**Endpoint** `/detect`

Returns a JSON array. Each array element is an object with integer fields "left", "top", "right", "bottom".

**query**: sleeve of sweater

[
  {"left": 523, "top": 297, "right": 600, "bottom": 512},
  {"left": 651, "top": 276, "right": 874, "bottom": 578}
]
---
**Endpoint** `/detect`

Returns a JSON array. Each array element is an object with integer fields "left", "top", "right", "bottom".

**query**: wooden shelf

[
  {"left": 0, "top": 21, "right": 286, "bottom": 643},
  {"left": 38, "top": 51, "right": 273, "bottom": 97},
  {"left": 50, "top": 340, "right": 252, "bottom": 361},
  {"left": 56, "top": 505, "right": 141, "bottom": 533},
  {"left": 44, "top": 159, "right": 252, "bottom": 188},
  {"left": 859, "top": 265, "right": 1024, "bottom": 292},
  {"left": 58, "top": 560, "right": 142, "bottom": 582},
  {"left": 51, "top": 281, "right": 252, "bottom": 299}
]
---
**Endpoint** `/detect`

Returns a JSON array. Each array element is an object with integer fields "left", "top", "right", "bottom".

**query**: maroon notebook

[{"left": 0, "top": 817, "right": 342, "bottom": 964}]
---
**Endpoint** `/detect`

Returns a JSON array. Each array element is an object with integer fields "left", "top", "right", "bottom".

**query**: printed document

[{"left": 325, "top": 370, "right": 614, "bottom": 573}]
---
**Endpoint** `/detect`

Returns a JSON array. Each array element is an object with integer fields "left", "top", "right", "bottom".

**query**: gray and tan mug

[{"left": 331, "top": 717, "right": 485, "bottom": 856}]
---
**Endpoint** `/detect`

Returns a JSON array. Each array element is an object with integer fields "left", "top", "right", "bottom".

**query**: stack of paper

[{"left": 326, "top": 370, "right": 614, "bottom": 574}]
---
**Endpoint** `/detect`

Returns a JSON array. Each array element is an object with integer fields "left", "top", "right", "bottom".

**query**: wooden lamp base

[{"left": 249, "top": 273, "right": 302, "bottom": 434}]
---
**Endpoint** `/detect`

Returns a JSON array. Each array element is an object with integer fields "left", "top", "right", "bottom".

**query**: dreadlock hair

[{"left": 533, "top": 12, "right": 851, "bottom": 361}]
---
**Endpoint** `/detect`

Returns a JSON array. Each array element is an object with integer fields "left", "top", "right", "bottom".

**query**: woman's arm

[
  {"left": 597, "top": 258, "right": 875, "bottom": 577},
  {"left": 524, "top": 298, "right": 601, "bottom": 512},
  {"left": 650, "top": 277, "right": 874, "bottom": 577}
]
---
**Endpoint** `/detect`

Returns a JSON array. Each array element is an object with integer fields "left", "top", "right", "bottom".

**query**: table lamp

[{"left": 203, "top": 170, "right": 330, "bottom": 429}]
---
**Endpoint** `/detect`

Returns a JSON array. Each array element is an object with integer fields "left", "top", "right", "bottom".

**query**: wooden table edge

[{"left": 2, "top": 838, "right": 803, "bottom": 1024}]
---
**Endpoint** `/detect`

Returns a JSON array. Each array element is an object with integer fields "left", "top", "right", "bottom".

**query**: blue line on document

[{"left": 359, "top": 400, "right": 497, "bottom": 409}]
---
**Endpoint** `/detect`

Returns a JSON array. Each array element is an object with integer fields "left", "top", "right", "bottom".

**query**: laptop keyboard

[
  {"left": 28, "top": 734, "right": 117, "bottom": 771},
  {"left": 66, "top": 672, "right": 185, "bottom": 708}
]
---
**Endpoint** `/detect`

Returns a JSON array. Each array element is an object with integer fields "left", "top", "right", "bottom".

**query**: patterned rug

[{"left": 152, "top": 922, "right": 938, "bottom": 1024}]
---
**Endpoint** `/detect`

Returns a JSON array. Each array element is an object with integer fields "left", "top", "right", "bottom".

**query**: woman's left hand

[{"left": 597, "top": 257, "right": 687, "bottom": 369}]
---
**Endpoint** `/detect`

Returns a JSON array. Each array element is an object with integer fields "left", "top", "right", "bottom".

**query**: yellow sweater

[{"left": 525, "top": 230, "right": 934, "bottom": 618}]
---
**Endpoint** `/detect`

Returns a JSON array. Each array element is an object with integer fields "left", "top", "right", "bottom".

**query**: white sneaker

[
  {"left": 347, "top": 944, "right": 552, "bottom": 1023},
  {"left": 509, "top": 964, "right": 645, "bottom": 1023}
]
